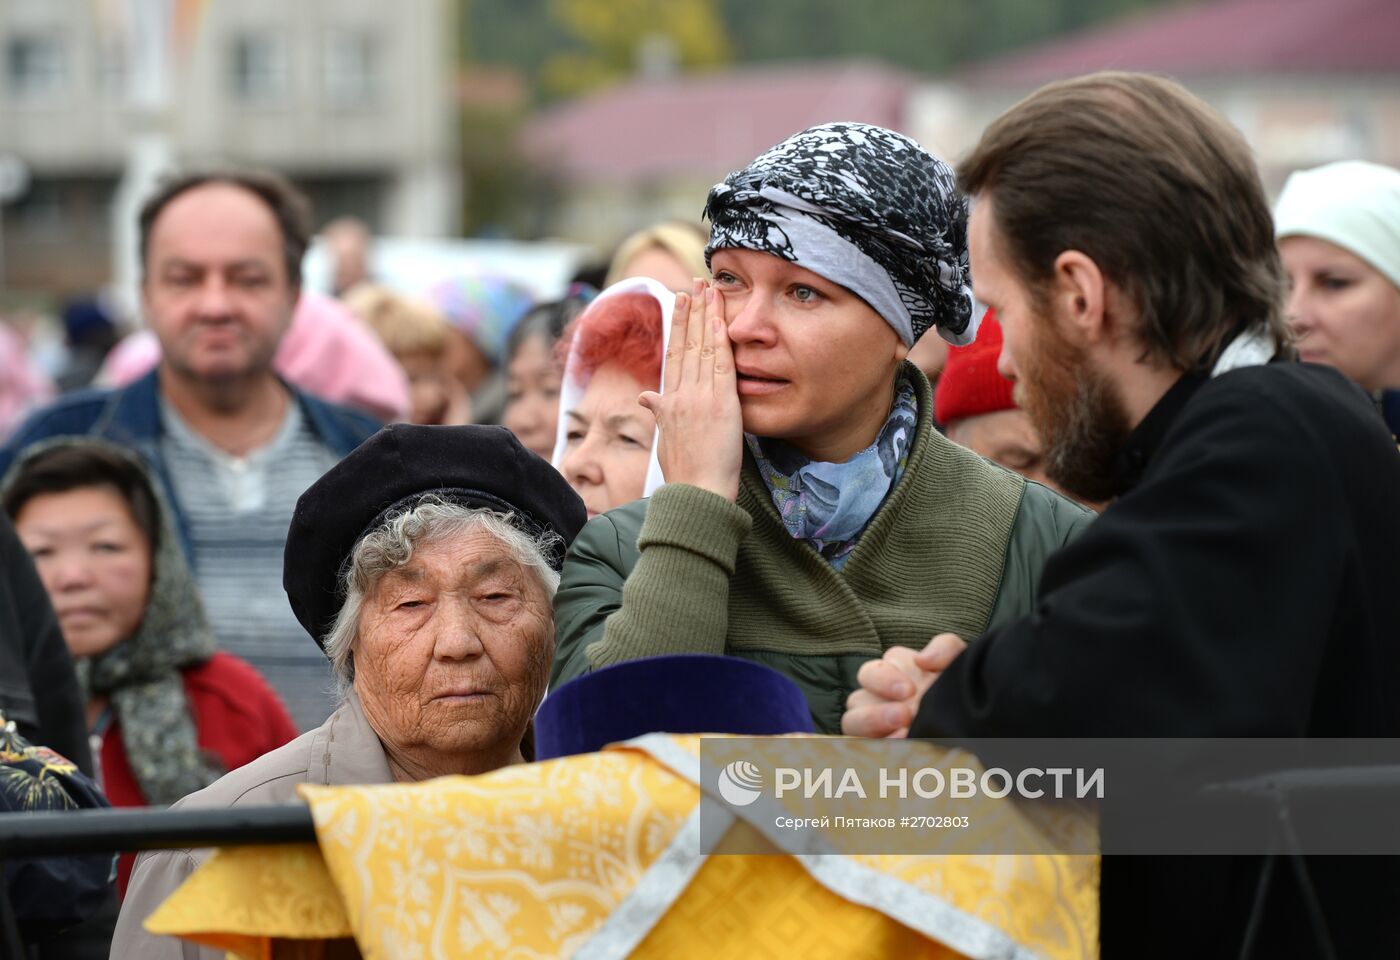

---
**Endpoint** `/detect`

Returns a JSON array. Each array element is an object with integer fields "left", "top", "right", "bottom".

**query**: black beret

[{"left": 283, "top": 423, "right": 586, "bottom": 650}]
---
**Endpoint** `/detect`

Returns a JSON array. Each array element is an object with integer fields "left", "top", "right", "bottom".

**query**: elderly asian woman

[{"left": 111, "top": 423, "right": 586, "bottom": 959}]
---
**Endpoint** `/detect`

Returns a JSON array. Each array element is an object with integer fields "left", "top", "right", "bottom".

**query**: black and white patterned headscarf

[{"left": 704, "top": 122, "right": 979, "bottom": 347}]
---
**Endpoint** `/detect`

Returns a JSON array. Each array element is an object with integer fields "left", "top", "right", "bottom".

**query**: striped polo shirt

[{"left": 159, "top": 398, "right": 340, "bottom": 732}]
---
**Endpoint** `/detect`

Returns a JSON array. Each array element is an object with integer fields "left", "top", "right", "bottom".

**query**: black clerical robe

[{"left": 912, "top": 361, "right": 1400, "bottom": 958}]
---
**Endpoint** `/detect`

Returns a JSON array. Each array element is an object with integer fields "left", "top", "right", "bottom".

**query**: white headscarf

[
  {"left": 550, "top": 276, "right": 674, "bottom": 498},
  {"left": 1274, "top": 160, "right": 1400, "bottom": 293}
]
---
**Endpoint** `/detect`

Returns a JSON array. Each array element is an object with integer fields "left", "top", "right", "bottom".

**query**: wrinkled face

[
  {"left": 945, "top": 408, "right": 1089, "bottom": 504},
  {"left": 353, "top": 529, "right": 553, "bottom": 764},
  {"left": 946, "top": 408, "right": 1047, "bottom": 483},
  {"left": 503, "top": 334, "right": 562, "bottom": 460},
  {"left": 969, "top": 197, "right": 1131, "bottom": 504},
  {"left": 1281, "top": 235, "right": 1400, "bottom": 392},
  {"left": 711, "top": 248, "right": 909, "bottom": 461},
  {"left": 616, "top": 246, "right": 694, "bottom": 293},
  {"left": 142, "top": 183, "right": 297, "bottom": 384},
  {"left": 559, "top": 362, "right": 654, "bottom": 518},
  {"left": 15, "top": 486, "right": 153, "bottom": 659}
]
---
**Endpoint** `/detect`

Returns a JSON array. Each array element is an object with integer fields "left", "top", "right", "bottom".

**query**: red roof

[
  {"left": 521, "top": 61, "right": 916, "bottom": 185},
  {"left": 962, "top": 0, "right": 1400, "bottom": 87}
]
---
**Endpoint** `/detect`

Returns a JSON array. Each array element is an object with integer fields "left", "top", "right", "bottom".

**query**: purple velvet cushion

[{"left": 534, "top": 655, "right": 816, "bottom": 759}]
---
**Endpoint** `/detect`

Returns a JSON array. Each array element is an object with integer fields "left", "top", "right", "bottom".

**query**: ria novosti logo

[
  {"left": 712, "top": 758, "right": 1105, "bottom": 805},
  {"left": 717, "top": 760, "right": 764, "bottom": 806}
]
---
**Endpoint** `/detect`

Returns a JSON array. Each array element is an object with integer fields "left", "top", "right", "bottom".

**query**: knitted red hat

[{"left": 933, "top": 309, "right": 1017, "bottom": 425}]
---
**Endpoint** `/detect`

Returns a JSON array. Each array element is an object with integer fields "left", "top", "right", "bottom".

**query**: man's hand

[{"left": 841, "top": 633, "right": 968, "bottom": 738}]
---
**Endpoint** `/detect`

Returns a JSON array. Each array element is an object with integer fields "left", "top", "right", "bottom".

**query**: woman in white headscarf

[
  {"left": 1275, "top": 160, "right": 1400, "bottom": 432},
  {"left": 552, "top": 277, "right": 674, "bottom": 519}
]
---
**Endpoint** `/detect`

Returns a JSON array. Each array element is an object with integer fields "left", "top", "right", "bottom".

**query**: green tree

[
  {"left": 462, "top": 0, "right": 1182, "bottom": 98},
  {"left": 719, "top": 0, "right": 1181, "bottom": 74},
  {"left": 542, "top": 0, "right": 734, "bottom": 96},
  {"left": 461, "top": 0, "right": 571, "bottom": 89}
]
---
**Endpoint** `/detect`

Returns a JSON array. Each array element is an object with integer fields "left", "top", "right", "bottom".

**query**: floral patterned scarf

[{"left": 746, "top": 377, "right": 917, "bottom": 569}]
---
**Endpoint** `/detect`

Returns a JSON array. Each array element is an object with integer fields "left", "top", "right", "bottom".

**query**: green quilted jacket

[{"left": 550, "top": 364, "right": 1095, "bottom": 733}]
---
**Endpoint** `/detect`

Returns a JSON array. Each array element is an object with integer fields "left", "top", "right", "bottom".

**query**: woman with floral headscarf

[{"left": 551, "top": 123, "right": 1095, "bottom": 733}]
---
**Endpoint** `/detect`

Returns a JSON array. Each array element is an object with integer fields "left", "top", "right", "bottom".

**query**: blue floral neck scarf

[{"left": 746, "top": 377, "right": 918, "bottom": 569}]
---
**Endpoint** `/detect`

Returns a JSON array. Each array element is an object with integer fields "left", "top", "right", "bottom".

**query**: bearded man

[{"left": 843, "top": 72, "right": 1400, "bottom": 958}]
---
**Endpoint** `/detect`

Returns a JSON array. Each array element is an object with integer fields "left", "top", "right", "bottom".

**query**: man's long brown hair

[{"left": 958, "top": 71, "right": 1291, "bottom": 371}]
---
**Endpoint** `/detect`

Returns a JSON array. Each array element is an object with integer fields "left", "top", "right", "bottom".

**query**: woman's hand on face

[
  {"left": 841, "top": 633, "right": 968, "bottom": 738},
  {"left": 639, "top": 278, "right": 745, "bottom": 502}
]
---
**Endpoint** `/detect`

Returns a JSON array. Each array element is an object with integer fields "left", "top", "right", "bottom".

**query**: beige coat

[{"left": 109, "top": 690, "right": 392, "bottom": 959}]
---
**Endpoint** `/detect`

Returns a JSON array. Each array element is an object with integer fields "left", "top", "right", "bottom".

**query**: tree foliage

[
  {"left": 454, "top": 0, "right": 1184, "bottom": 237},
  {"left": 718, "top": 0, "right": 1179, "bottom": 74},
  {"left": 463, "top": 0, "right": 1182, "bottom": 98},
  {"left": 543, "top": 0, "right": 734, "bottom": 95}
]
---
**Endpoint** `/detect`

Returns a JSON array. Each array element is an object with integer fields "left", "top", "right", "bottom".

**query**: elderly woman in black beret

[{"left": 112, "top": 423, "right": 586, "bottom": 959}]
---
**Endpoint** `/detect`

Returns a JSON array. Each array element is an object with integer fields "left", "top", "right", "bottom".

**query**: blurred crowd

[{"left": 1, "top": 69, "right": 1398, "bottom": 960}]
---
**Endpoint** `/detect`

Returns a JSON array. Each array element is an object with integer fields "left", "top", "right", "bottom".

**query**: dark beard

[{"left": 1016, "top": 327, "right": 1133, "bottom": 505}]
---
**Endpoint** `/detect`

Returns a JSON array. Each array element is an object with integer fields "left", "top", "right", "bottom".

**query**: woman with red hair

[{"left": 551, "top": 278, "right": 673, "bottom": 518}]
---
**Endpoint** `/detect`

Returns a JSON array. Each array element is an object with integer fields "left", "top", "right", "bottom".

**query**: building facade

[
  {"left": 905, "top": 0, "right": 1400, "bottom": 199},
  {"left": 0, "top": 0, "right": 460, "bottom": 297}
]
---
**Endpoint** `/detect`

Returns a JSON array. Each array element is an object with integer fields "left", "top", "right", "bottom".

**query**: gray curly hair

[{"left": 322, "top": 497, "right": 562, "bottom": 694}]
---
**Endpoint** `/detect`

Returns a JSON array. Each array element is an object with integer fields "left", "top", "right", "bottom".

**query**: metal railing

[
  {"left": 4, "top": 766, "right": 1399, "bottom": 959},
  {"left": 0, "top": 805, "right": 314, "bottom": 959}
]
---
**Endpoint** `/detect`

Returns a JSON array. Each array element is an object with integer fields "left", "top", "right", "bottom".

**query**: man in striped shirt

[{"left": 0, "top": 170, "right": 380, "bottom": 731}]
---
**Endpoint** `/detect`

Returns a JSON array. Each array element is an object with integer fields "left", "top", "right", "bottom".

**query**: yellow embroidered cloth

[{"left": 147, "top": 735, "right": 1099, "bottom": 959}]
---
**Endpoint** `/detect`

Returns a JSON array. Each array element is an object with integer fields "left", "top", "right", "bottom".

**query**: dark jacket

[
  {"left": 111, "top": 690, "right": 393, "bottom": 960},
  {"left": 553, "top": 364, "right": 1095, "bottom": 733},
  {"left": 911, "top": 363, "right": 1400, "bottom": 957},
  {"left": 0, "top": 513, "right": 91, "bottom": 775},
  {"left": 0, "top": 369, "right": 380, "bottom": 562},
  {"left": 0, "top": 711, "right": 112, "bottom": 950},
  {"left": 0, "top": 514, "right": 111, "bottom": 959},
  {"left": 1381, "top": 388, "right": 1400, "bottom": 437}
]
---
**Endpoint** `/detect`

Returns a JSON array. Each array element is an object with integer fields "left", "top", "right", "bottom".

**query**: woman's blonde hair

[
  {"left": 344, "top": 284, "right": 450, "bottom": 359},
  {"left": 604, "top": 220, "right": 709, "bottom": 287}
]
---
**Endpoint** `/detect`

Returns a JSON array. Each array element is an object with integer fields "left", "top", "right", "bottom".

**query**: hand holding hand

[
  {"left": 841, "top": 633, "right": 968, "bottom": 738},
  {"left": 638, "top": 279, "right": 745, "bottom": 502}
]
